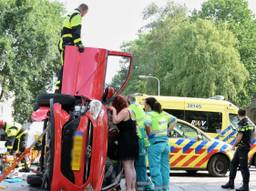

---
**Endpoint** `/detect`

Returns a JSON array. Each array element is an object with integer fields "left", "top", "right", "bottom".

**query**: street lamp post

[{"left": 138, "top": 75, "right": 160, "bottom": 96}]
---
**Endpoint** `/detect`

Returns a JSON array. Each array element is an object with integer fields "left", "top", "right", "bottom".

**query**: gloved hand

[{"left": 78, "top": 44, "right": 85, "bottom": 53}]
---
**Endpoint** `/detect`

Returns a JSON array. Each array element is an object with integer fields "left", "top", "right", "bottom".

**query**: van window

[
  {"left": 164, "top": 109, "right": 185, "bottom": 120},
  {"left": 229, "top": 114, "right": 239, "bottom": 129},
  {"left": 184, "top": 111, "right": 222, "bottom": 133}
]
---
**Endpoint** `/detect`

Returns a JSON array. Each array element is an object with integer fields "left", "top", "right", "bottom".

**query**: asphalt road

[
  {"left": 0, "top": 169, "right": 256, "bottom": 191},
  {"left": 169, "top": 169, "right": 256, "bottom": 191}
]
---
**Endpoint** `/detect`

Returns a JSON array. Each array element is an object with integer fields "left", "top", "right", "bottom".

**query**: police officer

[
  {"left": 144, "top": 97, "right": 176, "bottom": 191},
  {"left": 56, "top": 3, "right": 88, "bottom": 92},
  {"left": 222, "top": 109, "right": 254, "bottom": 191},
  {"left": 127, "top": 95, "right": 153, "bottom": 191}
]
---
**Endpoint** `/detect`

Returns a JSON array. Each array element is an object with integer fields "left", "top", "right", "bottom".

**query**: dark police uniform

[{"left": 229, "top": 117, "right": 254, "bottom": 190}]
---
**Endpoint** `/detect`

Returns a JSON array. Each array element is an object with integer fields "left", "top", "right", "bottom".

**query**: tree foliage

[
  {"left": 0, "top": 0, "right": 64, "bottom": 122},
  {"left": 120, "top": 2, "right": 188, "bottom": 95},
  {"left": 194, "top": 0, "right": 256, "bottom": 105},
  {"left": 116, "top": 1, "right": 249, "bottom": 104},
  {"left": 164, "top": 19, "right": 248, "bottom": 101}
]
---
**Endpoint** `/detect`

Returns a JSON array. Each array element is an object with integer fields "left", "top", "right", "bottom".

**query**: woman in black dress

[{"left": 109, "top": 95, "right": 138, "bottom": 191}]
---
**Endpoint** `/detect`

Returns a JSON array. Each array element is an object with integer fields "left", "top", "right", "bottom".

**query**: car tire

[
  {"left": 42, "top": 99, "right": 55, "bottom": 191},
  {"left": 186, "top": 170, "right": 198, "bottom": 175},
  {"left": 27, "top": 174, "right": 43, "bottom": 187},
  {"left": 34, "top": 93, "right": 76, "bottom": 111},
  {"left": 208, "top": 154, "right": 229, "bottom": 177}
]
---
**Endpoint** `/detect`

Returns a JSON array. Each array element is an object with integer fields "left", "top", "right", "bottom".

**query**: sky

[
  {"left": 56, "top": 0, "right": 256, "bottom": 83},
  {"left": 57, "top": 0, "right": 256, "bottom": 51}
]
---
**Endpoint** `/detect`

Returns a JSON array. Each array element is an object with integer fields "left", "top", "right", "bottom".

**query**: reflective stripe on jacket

[
  {"left": 145, "top": 111, "right": 176, "bottom": 143},
  {"left": 59, "top": 9, "right": 82, "bottom": 51}
]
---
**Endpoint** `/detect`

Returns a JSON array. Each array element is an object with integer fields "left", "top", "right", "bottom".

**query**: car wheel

[
  {"left": 34, "top": 93, "right": 76, "bottom": 111},
  {"left": 41, "top": 99, "right": 55, "bottom": 190},
  {"left": 186, "top": 170, "right": 198, "bottom": 175},
  {"left": 208, "top": 155, "right": 229, "bottom": 177},
  {"left": 27, "top": 174, "right": 43, "bottom": 187}
]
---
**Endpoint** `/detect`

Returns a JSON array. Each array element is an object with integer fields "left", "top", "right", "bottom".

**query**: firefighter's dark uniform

[
  {"left": 56, "top": 9, "right": 84, "bottom": 91},
  {"left": 4, "top": 122, "right": 29, "bottom": 171},
  {"left": 229, "top": 118, "right": 254, "bottom": 191}
]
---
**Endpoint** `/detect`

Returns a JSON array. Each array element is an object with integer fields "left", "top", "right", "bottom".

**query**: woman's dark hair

[
  {"left": 112, "top": 95, "right": 128, "bottom": 114},
  {"left": 145, "top": 97, "right": 162, "bottom": 113}
]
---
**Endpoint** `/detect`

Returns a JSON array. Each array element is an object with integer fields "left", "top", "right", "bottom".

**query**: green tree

[
  {"left": 164, "top": 19, "right": 249, "bottom": 101},
  {"left": 0, "top": 0, "right": 64, "bottom": 122},
  {"left": 120, "top": 1, "right": 188, "bottom": 95},
  {"left": 194, "top": 0, "right": 256, "bottom": 105},
  {"left": 117, "top": 1, "right": 249, "bottom": 103}
]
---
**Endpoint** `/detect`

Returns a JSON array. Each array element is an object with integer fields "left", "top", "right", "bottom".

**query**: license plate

[{"left": 72, "top": 132, "right": 83, "bottom": 171}]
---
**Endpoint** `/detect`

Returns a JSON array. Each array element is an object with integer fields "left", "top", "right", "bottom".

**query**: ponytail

[
  {"left": 152, "top": 102, "right": 162, "bottom": 113},
  {"left": 145, "top": 97, "right": 162, "bottom": 113}
]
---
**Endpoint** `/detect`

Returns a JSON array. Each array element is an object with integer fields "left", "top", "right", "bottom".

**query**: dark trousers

[
  {"left": 229, "top": 146, "right": 250, "bottom": 185},
  {"left": 55, "top": 50, "right": 64, "bottom": 93}
]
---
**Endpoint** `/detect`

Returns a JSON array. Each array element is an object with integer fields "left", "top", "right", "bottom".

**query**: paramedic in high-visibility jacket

[
  {"left": 144, "top": 97, "right": 176, "bottom": 191},
  {"left": 56, "top": 3, "right": 88, "bottom": 92},
  {"left": 127, "top": 95, "right": 153, "bottom": 191}
]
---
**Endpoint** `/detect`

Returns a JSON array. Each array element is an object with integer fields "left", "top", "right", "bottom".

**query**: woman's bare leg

[
  {"left": 122, "top": 160, "right": 133, "bottom": 191},
  {"left": 131, "top": 160, "right": 136, "bottom": 191}
]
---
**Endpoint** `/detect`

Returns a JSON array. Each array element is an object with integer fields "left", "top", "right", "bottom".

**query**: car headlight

[{"left": 89, "top": 100, "right": 102, "bottom": 120}]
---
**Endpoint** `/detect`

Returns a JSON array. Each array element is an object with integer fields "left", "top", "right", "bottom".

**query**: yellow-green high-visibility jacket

[
  {"left": 59, "top": 9, "right": 83, "bottom": 51},
  {"left": 5, "top": 122, "right": 22, "bottom": 137},
  {"left": 129, "top": 103, "right": 150, "bottom": 147},
  {"left": 129, "top": 103, "right": 144, "bottom": 139},
  {"left": 145, "top": 111, "right": 176, "bottom": 144},
  {"left": 5, "top": 122, "right": 24, "bottom": 150}
]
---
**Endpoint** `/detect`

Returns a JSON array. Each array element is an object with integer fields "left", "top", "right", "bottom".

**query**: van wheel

[
  {"left": 186, "top": 170, "right": 198, "bottom": 175},
  {"left": 208, "top": 155, "right": 229, "bottom": 177}
]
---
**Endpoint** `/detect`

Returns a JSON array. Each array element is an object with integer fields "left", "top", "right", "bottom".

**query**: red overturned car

[{"left": 27, "top": 46, "right": 133, "bottom": 191}]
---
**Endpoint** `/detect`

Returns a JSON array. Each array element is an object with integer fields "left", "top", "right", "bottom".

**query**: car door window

[
  {"left": 176, "top": 122, "right": 199, "bottom": 140},
  {"left": 169, "top": 128, "right": 183, "bottom": 138}
]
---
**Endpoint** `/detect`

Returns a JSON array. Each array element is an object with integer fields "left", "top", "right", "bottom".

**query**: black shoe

[
  {"left": 221, "top": 182, "right": 235, "bottom": 189},
  {"left": 235, "top": 185, "right": 249, "bottom": 191},
  {"left": 19, "top": 167, "right": 30, "bottom": 173}
]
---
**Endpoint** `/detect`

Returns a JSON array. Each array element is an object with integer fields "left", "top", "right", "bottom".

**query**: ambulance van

[{"left": 135, "top": 94, "right": 256, "bottom": 167}]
